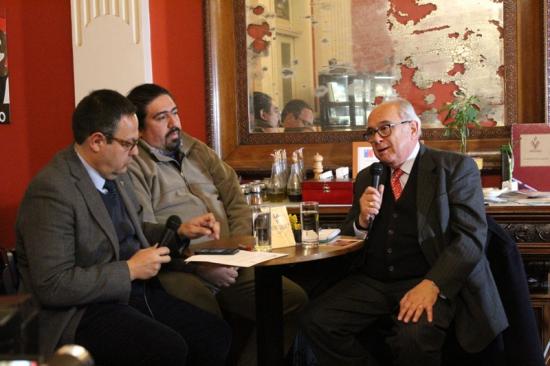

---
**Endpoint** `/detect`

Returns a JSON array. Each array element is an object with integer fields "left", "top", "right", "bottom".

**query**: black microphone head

[
  {"left": 371, "top": 162, "right": 383, "bottom": 176},
  {"left": 166, "top": 215, "right": 182, "bottom": 231},
  {"left": 370, "top": 162, "right": 384, "bottom": 189}
]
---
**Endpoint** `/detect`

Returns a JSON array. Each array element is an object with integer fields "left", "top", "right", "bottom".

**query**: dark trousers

[
  {"left": 300, "top": 273, "right": 455, "bottom": 366},
  {"left": 75, "top": 279, "right": 231, "bottom": 366}
]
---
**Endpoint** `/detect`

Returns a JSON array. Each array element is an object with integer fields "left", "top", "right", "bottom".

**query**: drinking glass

[
  {"left": 252, "top": 205, "right": 271, "bottom": 252},
  {"left": 300, "top": 201, "right": 319, "bottom": 248}
]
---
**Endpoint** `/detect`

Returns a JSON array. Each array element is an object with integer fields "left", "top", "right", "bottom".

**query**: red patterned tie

[{"left": 391, "top": 168, "right": 404, "bottom": 200}]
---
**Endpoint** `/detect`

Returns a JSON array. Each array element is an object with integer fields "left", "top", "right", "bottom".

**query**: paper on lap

[{"left": 185, "top": 250, "right": 287, "bottom": 267}]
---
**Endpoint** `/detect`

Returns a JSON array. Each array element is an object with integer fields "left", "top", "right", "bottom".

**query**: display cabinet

[{"left": 318, "top": 74, "right": 381, "bottom": 130}]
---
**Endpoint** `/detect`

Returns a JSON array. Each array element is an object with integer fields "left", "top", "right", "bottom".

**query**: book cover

[{"left": 511, "top": 124, "right": 550, "bottom": 191}]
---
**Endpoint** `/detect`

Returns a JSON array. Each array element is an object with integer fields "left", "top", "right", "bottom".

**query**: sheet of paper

[
  {"left": 514, "top": 198, "right": 550, "bottom": 206},
  {"left": 319, "top": 229, "right": 341, "bottom": 243},
  {"left": 185, "top": 250, "right": 287, "bottom": 267},
  {"left": 327, "top": 238, "right": 363, "bottom": 247}
]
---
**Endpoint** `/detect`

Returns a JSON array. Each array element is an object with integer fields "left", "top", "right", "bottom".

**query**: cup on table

[
  {"left": 300, "top": 201, "right": 319, "bottom": 248},
  {"left": 252, "top": 205, "right": 271, "bottom": 252}
]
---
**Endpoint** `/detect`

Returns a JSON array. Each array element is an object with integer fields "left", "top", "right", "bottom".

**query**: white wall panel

[{"left": 71, "top": 0, "right": 152, "bottom": 104}]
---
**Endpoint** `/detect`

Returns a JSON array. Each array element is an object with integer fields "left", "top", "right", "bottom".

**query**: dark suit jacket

[
  {"left": 486, "top": 215, "right": 544, "bottom": 366},
  {"left": 15, "top": 146, "right": 165, "bottom": 355},
  {"left": 341, "top": 145, "right": 508, "bottom": 353}
]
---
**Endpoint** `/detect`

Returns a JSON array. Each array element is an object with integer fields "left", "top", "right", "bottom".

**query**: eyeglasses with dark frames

[
  {"left": 363, "top": 120, "right": 413, "bottom": 141},
  {"left": 298, "top": 117, "right": 314, "bottom": 126},
  {"left": 105, "top": 135, "right": 139, "bottom": 151}
]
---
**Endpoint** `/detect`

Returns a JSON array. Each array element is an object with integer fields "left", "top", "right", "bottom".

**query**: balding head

[{"left": 366, "top": 98, "right": 421, "bottom": 168}]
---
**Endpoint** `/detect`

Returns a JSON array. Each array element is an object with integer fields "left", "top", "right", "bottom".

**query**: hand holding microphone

[
  {"left": 159, "top": 215, "right": 182, "bottom": 248},
  {"left": 127, "top": 216, "right": 180, "bottom": 280},
  {"left": 358, "top": 163, "right": 384, "bottom": 231},
  {"left": 127, "top": 245, "right": 171, "bottom": 280}
]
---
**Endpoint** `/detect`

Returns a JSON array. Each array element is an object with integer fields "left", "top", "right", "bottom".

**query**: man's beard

[{"left": 165, "top": 127, "right": 182, "bottom": 152}]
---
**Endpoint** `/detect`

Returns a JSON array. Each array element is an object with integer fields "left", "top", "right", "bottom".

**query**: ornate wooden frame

[
  {"left": 204, "top": 0, "right": 541, "bottom": 173},
  {"left": 546, "top": 0, "right": 550, "bottom": 125}
]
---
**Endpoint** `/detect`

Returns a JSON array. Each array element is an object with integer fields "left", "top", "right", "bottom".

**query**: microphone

[
  {"left": 367, "top": 163, "right": 384, "bottom": 232},
  {"left": 159, "top": 215, "right": 182, "bottom": 248}
]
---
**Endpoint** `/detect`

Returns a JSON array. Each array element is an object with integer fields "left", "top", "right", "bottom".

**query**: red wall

[
  {"left": 0, "top": 0, "right": 207, "bottom": 248},
  {"left": 0, "top": 0, "right": 74, "bottom": 248},
  {"left": 149, "top": 0, "right": 206, "bottom": 141}
]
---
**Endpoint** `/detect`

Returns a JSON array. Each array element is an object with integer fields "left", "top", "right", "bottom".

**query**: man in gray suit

[
  {"left": 16, "top": 89, "right": 231, "bottom": 365},
  {"left": 300, "top": 98, "right": 508, "bottom": 365}
]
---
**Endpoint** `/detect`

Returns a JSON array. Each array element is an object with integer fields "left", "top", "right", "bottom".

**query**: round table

[{"left": 193, "top": 235, "right": 364, "bottom": 366}]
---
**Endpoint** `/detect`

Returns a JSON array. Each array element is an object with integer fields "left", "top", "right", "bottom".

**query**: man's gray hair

[{"left": 378, "top": 97, "right": 422, "bottom": 135}]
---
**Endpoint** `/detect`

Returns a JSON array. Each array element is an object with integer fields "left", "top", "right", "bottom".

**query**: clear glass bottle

[
  {"left": 287, "top": 162, "right": 302, "bottom": 202},
  {"left": 297, "top": 148, "right": 306, "bottom": 180},
  {"left": 240, "top": 183, "right": 251, "bottom": 205},
  {"left": 267, "top": 161, "right": 286, "bottom": 202},
  {"left": 249, "top": 183, "right": 263, "bottom": 206},
  {"left": 261, "top": 178, "right": 270, "bottom": 202}
]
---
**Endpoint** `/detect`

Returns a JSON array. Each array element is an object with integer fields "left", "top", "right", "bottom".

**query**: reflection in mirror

[{"left": 245, "top": 0, "right": 504, "bottom": 135}]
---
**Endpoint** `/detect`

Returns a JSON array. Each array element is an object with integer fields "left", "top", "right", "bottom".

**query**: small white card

[
  {"left": 520, "top": 134, "right": 550, "bottom": 167},
  {"left": 319, "top": 170, "right": 334, "bottom": 180},
  {"left": 357, "top": 146, "right": 379, "bottom": 173},
  {"left": 270, "top": 206, "right": 296, "bottom": 248},
  {"left": 335, "top": 167, "right": 350, "bottom": 179}
]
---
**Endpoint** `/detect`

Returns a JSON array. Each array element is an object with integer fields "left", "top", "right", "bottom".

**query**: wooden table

[{"left": 192, "top": 235, "right": 364, "bottom": 366}]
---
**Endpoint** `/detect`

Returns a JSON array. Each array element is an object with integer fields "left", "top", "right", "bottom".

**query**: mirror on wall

[
  {"left": 205, "top": 0, "right": 548, "bottom": 172},
  {"left": 246, "top": 0, "right": 506, "bottom": 135}
]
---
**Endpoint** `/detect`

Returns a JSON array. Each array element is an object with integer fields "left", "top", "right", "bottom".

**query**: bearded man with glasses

[
  {"left": 126, "top": 83, "right": 307, "bottom": 366},
  {"left": 300, "top": 98, "right": 507, "bottom": 366}
]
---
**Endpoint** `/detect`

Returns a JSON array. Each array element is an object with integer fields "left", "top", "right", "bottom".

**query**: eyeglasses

[
  {"left": 298, "top": 118, "right": 314, "bottom": 126},
  {"left": 363, "top": 120, "right": 412, "bottom": 141},
  {"left": 105, "top": 135, "right": 139, "bottom": 151}
]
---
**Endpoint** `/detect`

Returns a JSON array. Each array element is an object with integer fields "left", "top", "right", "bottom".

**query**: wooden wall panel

[{"left": 517, "top": 0, "right": 546, "bottom": 124}]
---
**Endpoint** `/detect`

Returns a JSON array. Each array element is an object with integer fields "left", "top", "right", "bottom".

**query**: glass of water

[
  {"left": 252, "top": 205, "right": 271, "bottom": 252},
  {"left": 300, "top": 201, "right": 319, "bottom": 248}
]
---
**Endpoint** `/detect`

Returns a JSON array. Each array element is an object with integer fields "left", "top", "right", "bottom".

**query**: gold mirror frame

[{"left": 204, "top": 0, "right": 543, "bottom": 173}]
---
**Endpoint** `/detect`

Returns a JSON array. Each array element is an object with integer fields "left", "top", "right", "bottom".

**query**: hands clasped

[
  {"left": 196, "top": 263, "right": 239, "bottom": 288},
  {"left": 358, "top": 184, "right": 385, "bottom": 229}
]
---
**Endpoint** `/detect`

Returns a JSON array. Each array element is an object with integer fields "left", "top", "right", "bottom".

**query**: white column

[{"left": 71, "top": 0, "right": 152, "bottom": 104}]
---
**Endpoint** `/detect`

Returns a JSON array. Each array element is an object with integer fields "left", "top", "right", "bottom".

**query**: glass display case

[
  {"left": 318, "top": 74, "right": 364, "bottom": 130},
  {"left": 318, "top": 73, "right": 395, "bottom": 130}
]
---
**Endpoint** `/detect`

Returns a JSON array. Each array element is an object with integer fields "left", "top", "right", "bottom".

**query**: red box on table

[{"left": 301, "top": 180, "right": 353, "bottom": 204}]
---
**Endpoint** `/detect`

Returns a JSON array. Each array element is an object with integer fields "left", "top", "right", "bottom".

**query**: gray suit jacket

[
  {"left": 342, "top": 145, "right": 508, "bottom": 353},
  {"left": 15, "top": 147, "right": 165, "bottom": 355}
]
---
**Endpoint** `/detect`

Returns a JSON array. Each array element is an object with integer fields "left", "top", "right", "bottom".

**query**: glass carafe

[
  {"left": 287, "top": 162, "right": 302, "bottom": 202},
  {"left": 267, "top": 161, "right": 286, "bottom": 202}
]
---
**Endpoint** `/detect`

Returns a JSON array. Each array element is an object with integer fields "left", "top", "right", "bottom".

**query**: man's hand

[
  {"left": 178, "top": 213, "right": 220, "bottom": 240},
  {"left": 357, "top": 184, "right": 385, "bottom": 228},
  {"left": 398, "top": 279, "right": 440, "bottom": 323},
  {"left": 127, "top": 245, "right": 171, "bottom": 280},
  {"left": 196, "top": 263, "right": 239, "bottom": 288}
]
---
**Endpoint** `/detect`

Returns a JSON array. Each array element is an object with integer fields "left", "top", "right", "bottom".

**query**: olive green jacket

[{"left": 128, "top": 133, "right": 251, "bottom": 244}]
